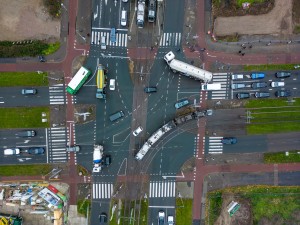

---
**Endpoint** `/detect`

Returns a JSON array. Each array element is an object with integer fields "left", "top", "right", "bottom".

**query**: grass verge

[
  {"left": 42, "top": 42, "right": 61, "bottom": 55},
  {"left": 0, "top": 164, "right": 52, "bottom": 176},
  {"left": 244, "top": 64, "right": 298, "bottom": 71},
  {"left": 245, "top": 99, "right": 300, "bottom": 134},
  {"left": 0, "top": 107, "right": 50, "bottom": 128},
  {"left": 109, "top": 200, "right": 124, "bottom": 225},
  {"left": 206, "top": 191, "right": 222, "bottom": 225},
  {"left": 77, "top": 199, "right": 91, "bottom": 217},
  {"left": 0, "top": 72, "right": 48, "bottom": 87},
  {"left": 264, "top": 150, "right": 300, "bottom": 163},
  {"left": 206, "top": 185, "right": 300, "bottom": 225},
  {"left": 176, "top": 198, "right": 193, "bottom": 225},
  {"left": 138, "top": 199, "right": 148, "bottom": 225}
]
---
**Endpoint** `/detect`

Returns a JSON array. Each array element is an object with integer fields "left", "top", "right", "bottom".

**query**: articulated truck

[{"left": 164, "top": 51, "right": 212, "bottom": 83}]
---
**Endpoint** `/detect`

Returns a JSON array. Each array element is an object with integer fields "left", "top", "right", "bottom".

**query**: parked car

[
  {"left": 27, "top": 147, "right": 45, "bottom": 154},
  {"left": 133, "top": 126, "right": 143, "bottom": 136},
  {"left": 231, "top": 83, "right": 246, "bottom": 89},
  {"left": 251, "top": 82, "right": 267, "bottom": 89},
  {"left": 275, "top": 90, "right": 291, "bottom": 97},
  {"left": 221, "top": 137, "right": 237, "bottom": 145},
  {"left": 99, "top": 212, "right": 107, "bottom": 223},
  {"left": 251, "top": 73, "right": 265, "bottom": 79},
  {"left": 174, "top": 99, "right": 189, "bottom": 109},
  {"left": 104, "top": 155, "right": 111, "bottom": 166},
  {"left": 236, "top": 92, "right": 250, "bottom": 99},
  {"left": 167, "top": 215, "right": 174, "bottom": 224},
  {"left": 255, "top": 92, "right": 270, "bottom": 98},
  {"left": 21, "top": 88, "right": 37, "bottom": 95},
  {"left": 16, "top": 130, "right": 36, "bottom": 137},
  {"left": 158, "top": 211, "right": 165, "bottom": 225},
  {"left": 66, "top": 145, "right": 80, "bottom": 152},
  {"left": 4, "top": 148, "right": 20, "bottom": 155},
  {"left": 144, "top": 87, "right": 157, "bottom": 93},
  {"left": 110, "top": 28, "right": 116, "bottom": 43},
  {"left": 109, "top": 79, "right": 116, "bottom": 90},
  {"left": 271, "top": 82, "right": 285, "bottom": 87},
  {"left": 275, "top": 71, "right": 291, "bottom": 78}
]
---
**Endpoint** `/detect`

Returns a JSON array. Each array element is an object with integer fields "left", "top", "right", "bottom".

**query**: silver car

[{"left": 231, "top": 83, "right": 246, "bottom": 89}]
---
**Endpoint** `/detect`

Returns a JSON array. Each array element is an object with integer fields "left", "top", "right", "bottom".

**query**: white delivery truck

[{"left": 201, "top": 83, "right": 222, "bottom": 91}]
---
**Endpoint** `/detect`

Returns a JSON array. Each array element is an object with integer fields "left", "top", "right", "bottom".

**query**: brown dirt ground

[
  {"left": 214, "top": 0, "right": 293, "bottom": 37},
  {"left": 0, "top": 0, "right": 60, "bottom": 41}
]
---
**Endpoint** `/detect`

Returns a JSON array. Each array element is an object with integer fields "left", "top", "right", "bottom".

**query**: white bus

[{"left": 66, "top": 66, "right": 91, "bottom": 95}]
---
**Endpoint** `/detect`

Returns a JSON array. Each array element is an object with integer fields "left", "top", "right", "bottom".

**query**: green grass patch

[
  {"left": 0, "top": 72, "right": 48, "bottom": 87},
  {"left": 206, "top": 191, "right": 222, "bottom": 225},
  {"left": 294, "top": 25, "right": 300, "bottom": 34},
  {"left": 206, "top": 185, "right": 300, "bottom": 225},
  {"left": 77, "top": 199, "right": 91, "bottom": 217},
  {"left": 244, "top": 64, "right": 298, "bottom": 71},
  {"left": 0, "top": 164, "right": 52, "bottom": 176},
  {"left": 245, "top": 99, "right": 300, "bottom": 134},
  {"left": 42, "top": 42, "right": 60, "bottom": 55},
  {"left": 176, "top": 198, "right": 193, "bottom": 225},
  {"left": 264, "top": 150, "right": 300, "bottom": 163},
  {"left": 217, "top": 34, "right": 239, "bottom": 42},
  {"left": 0, "top": 107, "right": 50, "bottom": 128},
  {"left": 138, "top": 199, "right": 148, "bottom": 225}
]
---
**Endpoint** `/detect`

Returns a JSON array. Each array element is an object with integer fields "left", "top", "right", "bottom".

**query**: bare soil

[
  {"left": 214, "top": 0, "right": 293, "bottom": 37},
  {"left": 0, "top": 0, "right": 60, "bottom": 41}
]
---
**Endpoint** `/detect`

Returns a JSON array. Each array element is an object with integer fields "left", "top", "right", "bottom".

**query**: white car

[
  {"left": 271, "top": 82, "right": 284, "bottom": 87},
  {"left": 122, "top": 0, "right": 128, "bottom": 2},
  {"left": 133, "top": 126, "right": 143, "bottom": 136},
  {"left": 109, "top": 79, "right": 116, "bottom": 90},
  {"left": 167, "top": 215, "right": 174, "bottom": 224},
  {"left": 4, "top": 148, "right": 20, "bottom": 155}
]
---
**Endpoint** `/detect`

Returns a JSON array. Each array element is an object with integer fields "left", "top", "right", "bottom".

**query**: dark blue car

[
  {"left": 221, "top": 137, "right": 237, "bottom": 145},
  {"left": 251, "top": 73, "right": 265, "bottom": 79},
  {"left": 110, "top": 28, "right": 116, "bottom": 43}
]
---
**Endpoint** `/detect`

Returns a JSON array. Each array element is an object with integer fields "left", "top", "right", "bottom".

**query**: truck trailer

[
  {"left": 201, "top": 83, "right": 222, "bottom": 91},
  {"left": 96, "top": 64, "right": 107, "bottom": 99},
  {"left": 164, "top": 51, "right": 212, "bottom": 83}
]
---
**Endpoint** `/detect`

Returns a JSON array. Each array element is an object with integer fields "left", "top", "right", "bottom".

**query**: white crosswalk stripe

[
  {"left": 149, "top": 181, "right": 176, "bottom": 198},
  {"left": 159, "top": 32, "right": 182, "bottom": 47},
  {"left": 91, "top": 30, "right": 128, "bottom": 47},
  {"left": 92, "top": 183, "right": 114, "bottom": 199},
  {"left": 211, "top": 73, "right": 229, "bottom": 99},
  {"left": 49, "top": 84, "right": 65, "bottom": 105},
  {"left": 48, "top": 127, "right": 68, "bottom": 163},
  {"left": 206, "top": 136, "right": 223, "bottom": 154}
]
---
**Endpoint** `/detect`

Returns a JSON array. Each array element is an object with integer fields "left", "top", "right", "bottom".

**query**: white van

[
  {"left": 271, "top": 82, "right": 284, "bottom": 87},
  {"left": 201, "top": 83, "right": 222, "bottom": 91},
  {"left": 121, "top": 10, "right": 127, "bottom": 27},
  {"left": 231, "top": 74, "right": 244, "bottom": 80},
  {"left": 100, "top": 36, "right": 106, "bottom": 50}
]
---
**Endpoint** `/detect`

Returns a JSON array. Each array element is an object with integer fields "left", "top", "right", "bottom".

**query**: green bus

[{"left": 66, "top": 66, "right": 91, "bottom": 95}]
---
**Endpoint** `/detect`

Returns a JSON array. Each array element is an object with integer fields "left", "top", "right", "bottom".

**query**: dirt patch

[
  {"left": 0, "top": 0, "right": 60, "bottom": 41},
  {"left": 215, "top": 194, "right": 252, "bottom": 225},
  {"left": 214, "top": 0, "right": 293, "bottom": 37}
]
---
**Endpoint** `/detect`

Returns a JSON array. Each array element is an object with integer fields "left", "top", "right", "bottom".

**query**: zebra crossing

[
  {"left": 92, "top": 183, "right": 114, "bottom": 199},
  {"left": 49, "top": 84, "right": 65, "bottom": 105},
  {"left": 149, "top": 180, "right": 176, "bottom": 198},
  {"left": 48, "top": 127, "right": 68, "bottom": 163},
  {"left": 91, "top": 30, "right": 128, "bottom": 47},
  {"left": 211, "top": 73, "right": 229, "bottom": 100},
  {"left": 206, "top": 136, "right": 223, "bottom": 154},
  {"left": 160, "top": 32, "right": 182, "bottom": 47}
]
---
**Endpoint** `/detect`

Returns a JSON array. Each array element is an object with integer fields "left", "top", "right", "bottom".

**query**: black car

[
  {"left": 275, "top": 71, "right": 291, "bottom": 78},
  {"left": 251, "top": 82, "right": 267, "bottom": 89},
  {"left": 104, "top": 155, "right": 111, "bottom": 166},
  {"left": 99, "top": 212, "right": 107, "bottom": 223},
  {"left": 255, "top": 92, "right": 270, "bottom": 98},
  {"left": 236, "top": 92, "right": 250, "bottom": 99},
  {"left": 275, "top": 90, "right": 291, "bottom": 97}
]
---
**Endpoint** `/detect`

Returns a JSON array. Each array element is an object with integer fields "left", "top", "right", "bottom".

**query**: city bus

[{"left": 66, "top": 66, "right": 91, "bottom": 95}]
